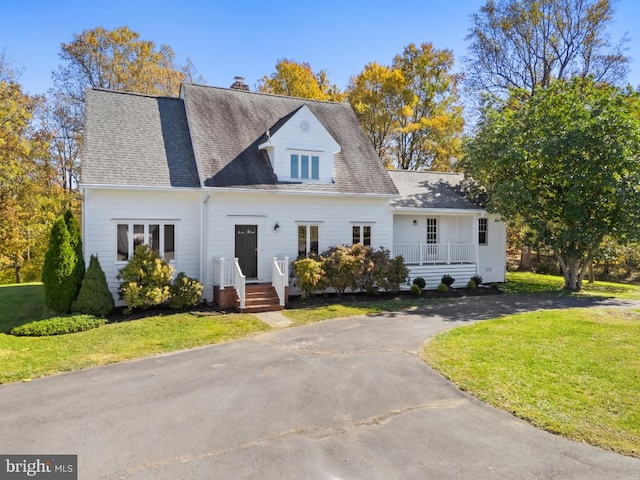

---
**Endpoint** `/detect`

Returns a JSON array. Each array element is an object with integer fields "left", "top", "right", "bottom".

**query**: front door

[{"left": 235, "top": 225, "right": 258, "bottom": 278}]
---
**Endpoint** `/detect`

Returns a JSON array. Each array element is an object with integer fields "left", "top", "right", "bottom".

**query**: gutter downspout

[{"left": 201, "top": 194, "right": 210, "bottom": 300}]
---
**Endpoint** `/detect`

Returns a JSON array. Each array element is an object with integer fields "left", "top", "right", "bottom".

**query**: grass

[
  {"left": 0, "top": 283, "right": 48, "bottom": 332},
  {"left": 423, "top": 308, "right": 640, "bottom": 457},
  {"left": 0, "top": 283, "right": 270, "bottom": 384},
  {"left": 504, "top": 271, "right": 640, "bottom": 300},
  {"left": 283, "top": 297, "right": 433, "bottom": 326}
]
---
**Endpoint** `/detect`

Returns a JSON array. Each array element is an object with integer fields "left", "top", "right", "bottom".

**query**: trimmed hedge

[{"left": 10, "top": 315, "right": 106, "bottom": 337}]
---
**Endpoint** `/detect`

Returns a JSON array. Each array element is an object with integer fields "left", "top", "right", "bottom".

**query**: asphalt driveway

[{"left": 1, "top": 295, "right": 639, "bottom": 479}]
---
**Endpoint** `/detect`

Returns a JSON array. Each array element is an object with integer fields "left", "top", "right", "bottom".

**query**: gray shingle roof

[
  {"left": 81, "top": 89, "right": 200, "bottom": 188},
  {"left": 181, "top": 84, "right": 398, "bottom": 195},
  {"left": 388, "top": 170, "right": 483, "bottom": 210}
]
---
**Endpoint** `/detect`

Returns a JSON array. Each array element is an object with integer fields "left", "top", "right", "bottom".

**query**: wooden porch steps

[{"left": 242, "top": 284, "right": 283, "bottom": 313}]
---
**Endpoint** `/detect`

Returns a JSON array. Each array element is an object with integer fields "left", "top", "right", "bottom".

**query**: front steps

[{"left": 242, "top": 284, "right": 283, "bottom": 313}]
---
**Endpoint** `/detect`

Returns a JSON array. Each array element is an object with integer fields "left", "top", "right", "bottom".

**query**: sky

[{"left": 1, "top": 0, "right": 639, "bottom": 97}]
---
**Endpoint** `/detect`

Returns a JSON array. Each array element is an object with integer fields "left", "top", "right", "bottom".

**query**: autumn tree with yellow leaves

[
  {"left": 0, "top": 64, "right": 70, "bottom": 283},
  {"left": 347, "top": 43, "right": 464, "bottom": 171},
  {"left": 258, "top": 59, "right": 344, "bottom": 102}
]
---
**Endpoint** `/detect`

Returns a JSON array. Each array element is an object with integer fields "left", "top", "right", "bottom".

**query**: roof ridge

[
  {"left": 182, "top": 82, "right": 350, "bottom": 106},
  {"left": 90, "top": 87, "right": 180, "bottom": 100}
]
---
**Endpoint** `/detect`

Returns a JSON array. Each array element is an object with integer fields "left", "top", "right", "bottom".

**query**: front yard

[
  {"left": 423, "top": 307, "right": 640, "bottom": 458},
  {"left": 2, "top": 274, "right": 640, "bottom": 457}
]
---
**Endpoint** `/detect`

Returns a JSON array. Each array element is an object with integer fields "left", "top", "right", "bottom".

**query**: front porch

[
  {"left": 393, "top": 242, "right": 477, "bottom": 265},
  {"left": 392, "top": 243, "right": 479, "bottom": 289},
  {"left": 212, "top": 256, "right": 289, "bottom": 312}
]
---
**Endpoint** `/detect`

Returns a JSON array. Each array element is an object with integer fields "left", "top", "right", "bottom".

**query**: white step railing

[
  {"left": 271, "top": 256, "right": 289, "bottom": 306},
  {"left": 213, "top": 257, "right": 246, "bottom": 309},
  {"left": 393, "top": 243, "right": 476, "bottom": 265},
  {"left": 232, "top": 258, "right": 246, "bottom": 310}
]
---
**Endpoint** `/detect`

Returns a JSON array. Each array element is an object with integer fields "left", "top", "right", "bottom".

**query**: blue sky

[{"left": 1, "top": 0, "right": 638, "bottom": 96}]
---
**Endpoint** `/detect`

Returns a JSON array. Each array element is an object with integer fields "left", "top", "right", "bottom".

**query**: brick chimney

[{"left": 230, "top": 76, "right": 249, "bottom": 91}]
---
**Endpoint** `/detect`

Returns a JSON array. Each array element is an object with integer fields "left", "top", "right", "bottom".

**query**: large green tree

[
  {"left": 465, "top": 0, "right": 629, "bottom": 96},
  {"left": 463, "top": 78, "right": 640, "bottom": 291},
  {"left": 347, "top": 43, "right": 464, "bottom": 171}
]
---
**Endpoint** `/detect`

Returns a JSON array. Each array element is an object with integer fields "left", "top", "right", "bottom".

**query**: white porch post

[
  {"left": 447, "top": 242, "right": 451, "bottom": 264},
  {"left": 473, "top": 215, "right": 480, "bottom": 275},
  {"left": 219, "top": 258, "right": 225, "bottom": 287}
]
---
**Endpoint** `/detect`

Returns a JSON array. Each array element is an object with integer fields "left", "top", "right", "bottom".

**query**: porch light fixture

[
  {"left": 413, "top": 220, "right": 418, "bottom": 226},
  {"left": 274, "top": 222, "right": 280, "bottom": 232}
]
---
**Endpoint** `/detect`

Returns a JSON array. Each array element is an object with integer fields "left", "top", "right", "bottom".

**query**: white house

[{"left": 80, "top": 81, "right": 506, "bottom": 311}]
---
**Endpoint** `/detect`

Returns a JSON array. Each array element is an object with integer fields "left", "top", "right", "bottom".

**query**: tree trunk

[
  {"left": 518, "top": 246, "right": 533, "bottom": 271},
  {"left": 13, "top": 262, "right": 22, "bottom": 284},
  {"left": 557, "top": 254, "right": 591, "bottom": 292}
]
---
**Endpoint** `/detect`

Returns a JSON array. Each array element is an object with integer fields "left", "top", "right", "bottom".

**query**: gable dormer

[{"left": 258, "top": 105, "right": 341, "bottom": 183}]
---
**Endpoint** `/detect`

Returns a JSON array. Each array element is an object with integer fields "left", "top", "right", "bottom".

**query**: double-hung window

[
  {"left": 117, "top": 222, "right": 175, "bottom": 261},
  {"left": 478, "top": 218, "right": 488, "bottom": 245},
  {"left": 352, "top": 225, "right": 372, "bottom": 246},
  {"left": 298, "top": 224, "right": 319, "bottom": 257},
  {"left": 291, "top": 154, "right": 320, "bottom": 180}
]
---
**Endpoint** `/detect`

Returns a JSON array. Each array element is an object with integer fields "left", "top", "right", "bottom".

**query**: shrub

[
  {"left": 436, "top": 283, "right": 449, "bottom": 293},
  {"left": 64, "top": 209, "right": 85, "bottom": 300},
  {"left": 466, "top": 280, "right": 477, "bottom": 290},
  {"left": 412, "top": 277, "right": 426, "bottom": 290},
  {"left": 117, "top": 245, "right": 174, "bottom": 313},
  {"left": 10, "top": 315, "right": 106, "bottom": 336},
  {"left": 169, "top": 272, "right": 204, "bottom": 309},
  {"left": 293, "top": 257, "right": 327, "bottom": 299},
  {"left": 321, "top": 245, "right": 360, "bottom": 295},
  {"left": 42, "top": 218, "right": 77, "bottom": 313},
  {"left": 356, "top": 245, "right": 388, "bottom": 295},
  {"left": 441, "top": 274, "right": 455, "bottom": 287},
  {"left": 470, "top": 275, "right": 483, "bottom": 286},
  {"left": 378, "top": 254, "right": 409, "bottom": 294},
  {"left": 72, "top": 255, "right": 114, "bottom": 317},
  {"left": 410, "top": 284, "right": 422, "bottom": 296}
]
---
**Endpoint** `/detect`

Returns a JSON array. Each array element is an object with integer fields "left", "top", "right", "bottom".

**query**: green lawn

[
  {"left": 504, "top": 271, "right": 640, "bottom": 300},
  {"left": 0, "top": 283, "right": 270, "bottom": 384},
  {"left": 283, "top": 298, "right": 430, "bottom": 326},
  {"left": 423, "top": 308, "right": 640, "bottom": 457},
  {"left": 0, "top": 283, "right": 49, "bottom": 332}
]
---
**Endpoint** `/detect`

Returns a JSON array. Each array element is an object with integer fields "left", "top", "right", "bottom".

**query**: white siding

[
  {"left": 407, "top": 264, "right": 478, "bottom": 289},
  {"left": 477, "top": 214, "right": 507, "bottom": 283},
  {"left": 83, "top": 188, "right": 202, "bottom": 305},
  {"left": 393, "top": 214, "right": 475, "bottom": 245},
  {"left": 203, "top": 190, "right": 393, "bottom": 300}
]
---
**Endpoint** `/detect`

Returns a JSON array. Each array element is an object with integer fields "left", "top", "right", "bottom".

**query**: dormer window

[
  {"left": 257, "top": 105, "right": 340, "bottom": 184},
  {"left": 291, "top": 153, "right": 320, "bottom": 180}
]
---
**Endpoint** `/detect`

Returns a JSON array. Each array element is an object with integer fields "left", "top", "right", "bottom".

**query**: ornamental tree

[
  {"left": 463, "top": 78, "right": 640, "bottom": 291},
  {"left": 42, "top": 218, "right": 77, "bottom": 312}
]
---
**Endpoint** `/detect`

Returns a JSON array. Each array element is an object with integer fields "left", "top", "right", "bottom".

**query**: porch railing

[
  {"left": 393, "top": 243, "right": 475, "bottom": 265},
  {"left": 213, "top": 257, "right": 246, "bottom": 309},
  {"left": 272, "top": 256, "right": 289, "bottom": 307},
  {"left": 232, "top": 259, "right": 246, "bottom": 310}
]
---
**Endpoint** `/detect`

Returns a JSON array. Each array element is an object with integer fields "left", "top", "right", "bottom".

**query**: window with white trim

[
  {"left": 290, "top": 153, "right": 320, "bottom": 180},
  {"left": 117, "top": 222, "right": 175, "bottom": 261},
  {"left": 478, "top": 218, "right": 488, "bottom": 245},
  {"left": 298, "top": 224, "right": 319, "bottom": 257},
  {"left": 426, "top": 218, "right": 437, "bottom": 244},
  {"left": 352, "top": 225, "right": 371, "bottom": 246}
]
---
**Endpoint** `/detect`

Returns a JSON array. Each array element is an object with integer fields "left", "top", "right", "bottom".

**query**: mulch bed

[
  {"left": 286, "top": 285, "right": 502, "bottom": 308},
  {"left": 107, "top": 286, "right": 503, "bottom": 321}
]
